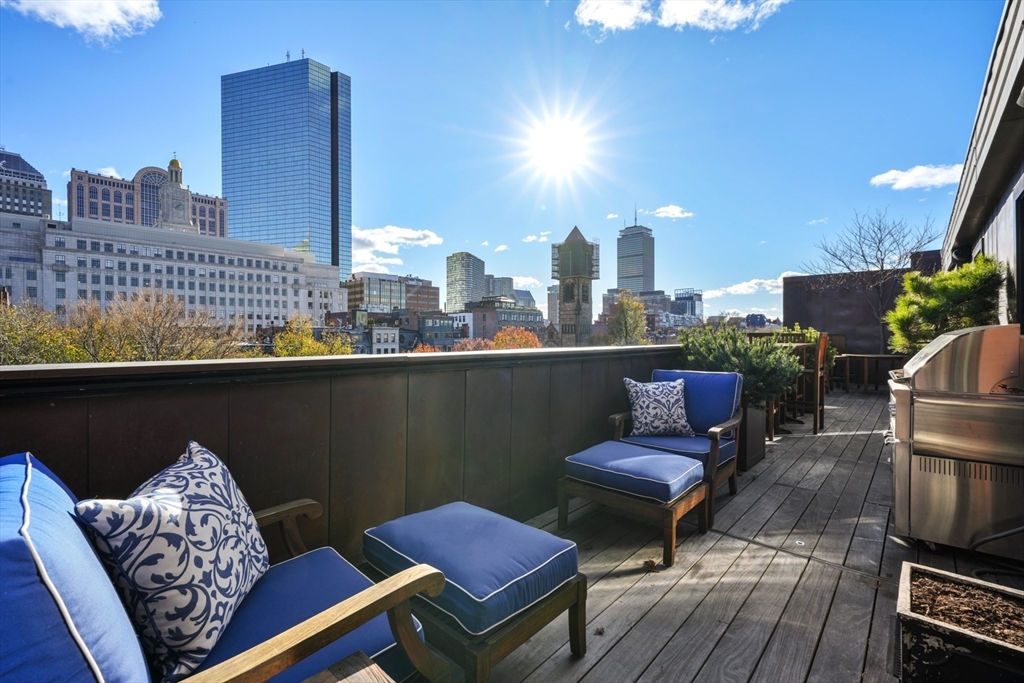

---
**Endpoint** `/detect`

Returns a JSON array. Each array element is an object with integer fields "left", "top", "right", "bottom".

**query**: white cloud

[
  {"left": 540, "top": 231, "right": 551, "bottom": 236},
  {"left": 759, "top": 240, "right": 767, "bottom": 245},
  {"left": 1, "top": 0, "right": 162, "bottom": 44},
  {"left": 539, "top": 235, "right": 549, "bottom": 242},
  {"left": 481, "top": 240, "right": 489, "bottom": 246},
  {"left": 653, "top": 204, "right": 694, "bottom": 219},
  {"left": 658, "top": 0, "right": 788, "bottom": 31},
  {"left": 575, "top": 0, "right": 787, "bottom": 35},
  {"left": 512, "top": 276, "right": 543, "bottom": 289},
  {"left": 495, "top": 245, "right": 509, "bottom": 252},
  {"left": 351, "top": 224, "right": 443, "bottom": 274},
  {"left": 704, "top": 270, "right": 806, "bottom": 299},
  {"left": 575, "top": 0, "right": 653, "bottom": 32},
  {"left": 807, "top": 217, "right": 828, "bottom": 226},
  {"left": 870, "top": 164, "right": 963, "bottom": 190},
  {"left": 523, "top": 235, "right": 539, "bottom": 243},
  {"left": 607, "top": 213, "right": 619, "bottom": 219},
  {"left": 61, "top": 170, "right": 71, "bottom": 178},
  {"left": 96, "top": 166, "right": 122, "bottom": 179}
]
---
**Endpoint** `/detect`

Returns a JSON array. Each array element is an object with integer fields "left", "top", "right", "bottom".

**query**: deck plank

[
  {"left": 692, "top": 551, "right": 808, "bottom": 683},
  {"left": 862, "top": 579, "right": 899, "bottom": 683},
  {"left": 845, "top": 501, "right": 889, "bottom": 575},
  {"left": 807, "top": 571, "right": 878, "bottom": 683},
  {"left": 633, "top": 544, "right": 777, "bottom": 683},
  {"left": 750, "top": 561, "right": 842, "bottom": 683}
]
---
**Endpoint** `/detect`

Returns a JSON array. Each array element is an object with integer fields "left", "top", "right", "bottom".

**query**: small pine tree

[{"left": 885, "top": 255, "right": 1003, "bottom": 354}]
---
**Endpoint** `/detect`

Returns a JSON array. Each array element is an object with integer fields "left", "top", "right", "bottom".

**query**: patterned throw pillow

[
  {"left": 75, "top": 442, "right": 269, "bottom": 683},
  {"left": 624, "top": 377, "right": 696, "bottom": 437}
]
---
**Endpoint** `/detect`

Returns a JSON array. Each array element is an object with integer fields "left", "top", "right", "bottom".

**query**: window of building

[
  {"left": 77, "top": 273, "right": 86, "bottom": 284},
  {"left": 118, "top": 276, "right": 127, "bottom": 286},
  {"left": 78, "top": 289, "right": 88, "bottom": 299},
  {"left": 101, "top": 188, "right": 110, "bottom": 202},
  {"left": 101, "top": 203, "right": 110, "bottom": 217},
  {"left": 104, "top": 259, "right": 113, "bottom": 269},
  {"left": 76, "top": 184, "right": 85, "bottom": 217},
  {"left": 55, "top": 272, "right": 66, "bottom": 283},
  {"left": 114, "top": 190, "right": 122, "bottom": 203},
  {"left": 77, "top": 239, "right": 87, "bottom": 250},
  {"left": 89, "top": 200, "right": 98, "bottom": 215},
  {"left": 89, "top": 186, "right": 98, "bottom": 200},
  {"left": 26, "top": 270, "right": 37, "bottom": 281},
  {"left": 91, "top": 274, "right": 100, "bottom": 285},
  {"left": 105, "top": 275, "right": 114, "bottom": 285},
  {"left": 130, "top": 277, "right": 139, "bottom": 287},
  {"left": 103, "top": 243, "right": 113, "bottom": 253},
  {"left": 118, "top": 261, "right": 126, "bottom": 271},
  {"left": 105, "top": 291, "right": 113, "bottom": 301},
  {"left": 125, "top": 192, "right": 134, "bottom": 206},
  {"left": 114, "top": 205, "right": 122, "bottom": 219},
  {"left": 126, "top": 207, "right": 134, "bottom": 222},
  {"left": 55, "top": 237, "right": 66, "bottom": 248},
  {"left": 139, "top": 172, "right": 166, "bottom": 227},
  {"left": 55, "top": 255, "right": 66, "bottom": 265}
]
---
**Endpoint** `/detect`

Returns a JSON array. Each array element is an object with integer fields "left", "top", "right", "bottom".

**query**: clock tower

[
  {"left": 157, "top": 157, "right": 196, "bottom": 232},
  {"left": 551, "top": 226, "right": 599, "bottom": 347}
]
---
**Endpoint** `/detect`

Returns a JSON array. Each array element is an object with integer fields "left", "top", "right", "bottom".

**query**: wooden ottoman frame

[
  {"left": 557, "top": 477, "right": 708, "bottom": 567},
  {"left": 363, "top": 567, "right": 586, "bottom": 683}
]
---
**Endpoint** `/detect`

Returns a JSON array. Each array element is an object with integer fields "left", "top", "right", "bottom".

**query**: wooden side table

[{"left": 304, "top": 651, "right": 396, "bottom": 683}]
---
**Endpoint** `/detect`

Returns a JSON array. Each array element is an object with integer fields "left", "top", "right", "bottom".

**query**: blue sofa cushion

[
  {"left": 0, "top": 453, "right": 151, "bottom": 683},
  {"left": 363, "top": 502, "right": 578, "bottom": 636},
  {"left": 196, "top": 547, "right": 424, "bottom": 683},
  {"left": 565, "top": 441, "right": 705, "bottom": 504},
  {"left": 623, "top": 377, "right": 695, "bottom": 437},
  {"left": 651, "top": 370, "right": 742, "bottom": 436},
  {"left": 622, "top": 435, "right": 737, "bottom": 467},
  {"left": 75, "top": 442, "right": 269, "bottom": 682}
]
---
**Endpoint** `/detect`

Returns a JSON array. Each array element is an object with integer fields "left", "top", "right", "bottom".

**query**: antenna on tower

[
  {"left": 634, "top": 204, "right": 637, "bottom": 226},
  {"left": 286, "top": 50, "right": 291, "bottom": 62},
  {"left": 301, "top": 49, "right": 305, "bottom": 59}
]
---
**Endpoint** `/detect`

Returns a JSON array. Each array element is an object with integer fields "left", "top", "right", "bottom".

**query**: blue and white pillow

[
  {"left": 624, "top": 377, "right": 696, "bottom": 437},
  {"left": 75, "top": 442, "right": 269, "bottom": 683}
]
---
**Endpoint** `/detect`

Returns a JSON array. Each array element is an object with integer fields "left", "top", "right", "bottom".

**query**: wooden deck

[{"left": 482, "top": 390, "right": 1024, "bottom": 683}]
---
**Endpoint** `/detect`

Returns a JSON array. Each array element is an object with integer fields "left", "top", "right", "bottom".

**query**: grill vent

[{"left": 917, "top": 456, "right": 1023, "bottom": 485}]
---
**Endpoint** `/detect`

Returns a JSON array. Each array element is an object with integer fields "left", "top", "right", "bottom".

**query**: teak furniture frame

[{"left": 189, "top": 500, "right": 451, "bottom": 683}]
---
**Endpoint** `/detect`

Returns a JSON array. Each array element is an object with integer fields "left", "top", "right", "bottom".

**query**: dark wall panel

[
  {"left": 87, "top": 386, "right": 230, "bottom": 499},
  {"left": 229, "top": 379, "right": 331, "bottom": 562},
  {"left": 549, "top": 361, "right": 582, "bottom": 477},
  {"left": 508, "top": 364, "right": 552, "bottom": 520},
  {"left": 407, "top": 370, "right": 465, "bottom": 514},
  {"left": 0, "top": 396, "right": 90, "bottom": 496},
  {"left": 580, "top": 359, "right": 612, "bottom": 448},
  {"left": 330, "top": 373, "right": 408, "bottom": 559},
  {"left": 464, "top": 367, "right": 512, "bottom": 515}
]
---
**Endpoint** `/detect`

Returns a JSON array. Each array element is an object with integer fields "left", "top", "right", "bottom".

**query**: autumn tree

[
  {"left": 492, "top": 326, "right": 542, "bottom": 350},
  {"left": 803, "top": 209, "right": 939, "bottom": 352},
  {"left": 274, "top": 315, "right": 353, "bottom": 357},
  {"left": 452, "top": 337, "right": 495, "bottom": 352},
  {"left": 0, "top": 305, "right": 87, "bottom": 365},
  {"left": 66, "top": 296, "right": 246, "bottom": 362},
  {"left": 411, "top": 341, "right": 442, "bottom": 353},
  {"left": 608, "top": 291, "right": 648, "bottom": 346}
]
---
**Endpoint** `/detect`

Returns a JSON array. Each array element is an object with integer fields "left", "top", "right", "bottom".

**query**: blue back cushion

[
  {"left": 651, "top": 370, "right": 742, "bottom": 435},
  {"left": 0, "top": 453, "right": 151, "bottom": 683}
]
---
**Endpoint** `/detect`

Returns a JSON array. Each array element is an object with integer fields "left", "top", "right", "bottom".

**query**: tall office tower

[
  {"left": 547, "top": 285, "right": 560, "bottom": 325},
  {"left": 222, "top": 58, "right": 352, "bottom": 280},
  {"left": 617, "top": 222, "right": 654, "bottom": 294},
  {"left": 1, "top": 150, "right": 52, "bottom": 218},
  {"left": 485, "top": 274, "right": 515, "bottom": 299},
  {"left": 446, "top": 251, "right": 486, "bottom": 312},
  {"left": 551, "top": 226, "right": 599, "bottom": 347}
]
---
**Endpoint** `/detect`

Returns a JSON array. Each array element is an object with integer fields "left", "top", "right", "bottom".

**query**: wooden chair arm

[
  {"left": 187, "top": 564, "right": 450, "bottom": 683},
  {"left": 255, "top": 499, "right": 323, "bottom": 558},
  {"left": 705, "top": 408, "right": 744, "bottom": 483},
  {"left": 609, "top": 412, "right": 631, "bottom": 441}
]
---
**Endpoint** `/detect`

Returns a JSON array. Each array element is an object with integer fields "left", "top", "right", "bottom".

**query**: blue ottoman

[
  {"left": 364, "top": 502, "right": 587, "bottom": 682},
  {"left": 559, "top": 441, "right": 709, "bottom": 567}
]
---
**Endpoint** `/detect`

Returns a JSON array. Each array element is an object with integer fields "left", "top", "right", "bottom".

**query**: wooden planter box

[
  {"left": 737, "top": 401, "right": 765, "bottom": 471},
  {"left": 897, "top": 562, "right": 1024, "bottom": 682}
]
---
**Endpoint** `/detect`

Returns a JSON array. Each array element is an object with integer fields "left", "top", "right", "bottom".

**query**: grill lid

[{"left": 900, "top": 324, "right": 1021, "bottom": 394}]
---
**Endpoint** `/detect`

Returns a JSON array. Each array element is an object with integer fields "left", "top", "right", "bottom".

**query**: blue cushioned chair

[
  {"left": 557, "top": 370, "right": 743, "bottom": 567},
  {"left": 0, "top": 452, "right": 450, "bottom": 683}
]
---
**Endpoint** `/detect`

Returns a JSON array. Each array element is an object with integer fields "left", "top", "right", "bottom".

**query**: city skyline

[{"left": 0, "top": 1, "right": 1002, "bottom": 319}]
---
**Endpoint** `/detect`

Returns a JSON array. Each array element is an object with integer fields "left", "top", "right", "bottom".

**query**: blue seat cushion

[
  {"left": 651, "top": 370, "right": 742, "bottom": 436},
  {"left": 363, "top": 502, "right": 578, "bottom": 636},
  {"left": 565, "top": 441, "right": 705, "bottom": 504},
  {"left": 622, "top": 435, "right": 736, "bottom": 467},
  {"left": 196, "top": 547, "right": 424, "bottom": 683},
  {"left": 0, "top": 453, "right": 151, "bottom": 683}
]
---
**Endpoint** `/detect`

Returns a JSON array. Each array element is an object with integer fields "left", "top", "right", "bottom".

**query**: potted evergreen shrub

[{"left": 678, "top": 327, "right": 803, "bottom": 469}]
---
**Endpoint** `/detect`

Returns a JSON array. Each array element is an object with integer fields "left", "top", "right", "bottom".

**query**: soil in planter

[{"left": 911, "top": 574, "right": 1024, "bottom": 647}]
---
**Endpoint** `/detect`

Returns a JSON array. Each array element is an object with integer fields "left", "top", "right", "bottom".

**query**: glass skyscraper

[{"left": 222, "top": 59, "right": 351, "bottom": 281}]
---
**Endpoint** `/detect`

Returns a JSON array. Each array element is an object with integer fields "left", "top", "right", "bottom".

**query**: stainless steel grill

[{"left": 887, "top": 324, "right": 1024, "bottom": 561}]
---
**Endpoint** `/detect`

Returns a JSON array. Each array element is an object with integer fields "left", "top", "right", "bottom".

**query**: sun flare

[{"left": 526, "top": 116, "right": 591, "bottom": 180}]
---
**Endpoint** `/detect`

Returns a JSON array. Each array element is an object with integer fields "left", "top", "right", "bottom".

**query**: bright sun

[{"left": 527, "top": 116, "right": 590, "bottom": 180}]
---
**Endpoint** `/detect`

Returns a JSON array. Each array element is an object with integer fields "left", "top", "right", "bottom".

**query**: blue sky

[{"left": 0, "top": 0, "right": 1003, "bottom": 319}]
